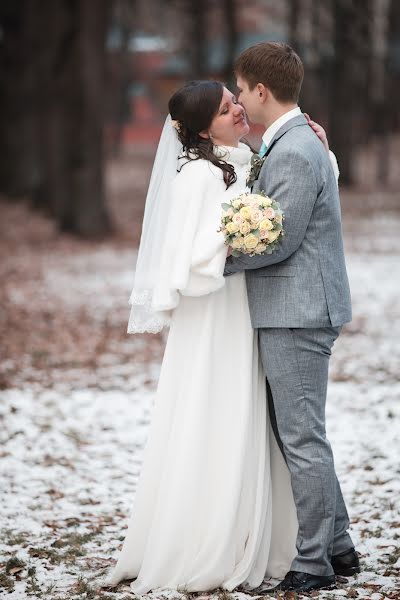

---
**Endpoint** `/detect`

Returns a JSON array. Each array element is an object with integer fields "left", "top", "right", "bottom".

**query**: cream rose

[
  {"left": 255, "top": 243, "right": 267, "bottom": 254},
  {"left": 226, "top": 222, "right": 239, "bottom": 234},
  {"left": 232, "top": 199, "right": 241, "bottom": 209},
  {"left": 243, "top": 234, "right": 259, "bottom": 250},
  {"left": 240, "top": 221, "right": 251, "bottom": 235},
  {"left": 261, "top": 196, "right": 272, "bottom": 207},
  {"left": 259, "top": 218, "right": 273, "bottom": 231},
  {"left": 231, "top": 237, "right": 243, "bottom": 249},
  {"left": 268, "top": 229, "right": 281, "bottom": 242},
  {"left": 232, "top": 213, "right": 243, "bottom": 225},
  {"left": 240, "top": 206, "right": 253, "bottom": 221}
]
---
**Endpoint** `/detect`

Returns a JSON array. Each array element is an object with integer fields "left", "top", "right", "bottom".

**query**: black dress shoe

[
  {"left": 266, "top": 570, "right": 336, "bottom": 594},
  {"left": 331, "top": 547, "right": 361, "bottom": 577}
]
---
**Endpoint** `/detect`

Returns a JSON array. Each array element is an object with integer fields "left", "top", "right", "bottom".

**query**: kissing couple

[{"left": 105, "top": 41, "right": 360, "bottom": 595}]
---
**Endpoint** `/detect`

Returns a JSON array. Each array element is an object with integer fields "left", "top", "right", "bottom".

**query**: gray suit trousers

[{"left": 258, "top": 327, "right": 353, "bottom": 576}]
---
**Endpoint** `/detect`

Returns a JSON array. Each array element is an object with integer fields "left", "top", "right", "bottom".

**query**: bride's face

[{"left": 205, "top": 87, "right": 249, "bottom": 147}]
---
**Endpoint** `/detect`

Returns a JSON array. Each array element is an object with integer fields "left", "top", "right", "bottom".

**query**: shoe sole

[
  {"left": 266, "top": 582, "right": 337, "bottom": 594},
  {"left": 334, "top": 566, "right": 361, "bottom": 577}
]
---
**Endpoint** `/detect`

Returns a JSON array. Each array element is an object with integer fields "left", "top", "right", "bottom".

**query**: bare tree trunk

[
  {"left": 0, "top": 0, "right": 112, "bottom": 236},
  {"left": 329, "top": 1, "right": 353, "bottom": 183},
  {"left": 299, "top": 0, "right": 323, "bottom": 122},
  {"left": 185, "top": 0, "right": 208, "bottom": 78},
  {"left": 330, "top": 0, "right": 372, "bottom": 184},
  {"left": 111, "top": 0, "right": 136, "bottom": 156},
  {"left": 222, "top": 0, "right": 239, "bottom": 89},
  {"left": 32, "top": 0, "right": 73, "bottom": 216},
  {"left": 0, "top": 0, "right": 40, "bottom": 196},
  {"left": 355, "top": 0, "right": 373, "bottom": 146},
  {"left": 388, "top": 0, "right": 400, "bottom": 133},
  {"left": 377, "top": 0, "right": 400, "bottom": 185},
  {"left": 61, "top": 0, "right": 111, "bottom": 236},
  {"left": 288, "top": 0, "right": 301, "bottom": 49}
]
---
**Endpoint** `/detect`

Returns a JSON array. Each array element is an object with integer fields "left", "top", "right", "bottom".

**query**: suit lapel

[
  {"left": 249, "top": 115, "right": 309, "bottom": 190},
  {"left": 262, "top": 114, "right": 309, "bottom": 159}
]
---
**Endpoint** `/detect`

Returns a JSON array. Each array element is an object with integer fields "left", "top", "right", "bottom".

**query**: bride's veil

[{"left": 127, "top": 115, "right": 183, "bottom": 333}]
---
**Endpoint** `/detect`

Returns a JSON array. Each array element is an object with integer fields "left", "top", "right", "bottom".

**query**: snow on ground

[{"left": 1, "top": 213, "right": 399, "bottom": 599}]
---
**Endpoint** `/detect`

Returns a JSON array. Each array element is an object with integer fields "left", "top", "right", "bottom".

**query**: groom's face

[{"left": 236, "top": 76, "right": 263, "bottom": 124}]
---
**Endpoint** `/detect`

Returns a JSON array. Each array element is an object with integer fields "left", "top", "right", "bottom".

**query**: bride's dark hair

[{"left": 168, "top": 80, "right": 237, "bottom": 189}]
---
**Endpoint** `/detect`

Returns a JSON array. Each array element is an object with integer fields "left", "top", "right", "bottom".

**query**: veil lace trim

[{"left": 127, "top": 290, "right": 171, "bottom": 334}]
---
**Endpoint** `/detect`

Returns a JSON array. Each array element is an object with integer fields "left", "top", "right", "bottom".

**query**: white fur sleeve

[
  {"left": 329, "top": 150, "right": 339, "bottom": 186},
  {"left": 152, "top": 163, "right": 225, "bottom": 310}
]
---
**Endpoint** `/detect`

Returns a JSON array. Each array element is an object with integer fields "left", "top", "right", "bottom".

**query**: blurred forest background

[{"left": 0, "top": 0, "right": 399, "bottom": 237}]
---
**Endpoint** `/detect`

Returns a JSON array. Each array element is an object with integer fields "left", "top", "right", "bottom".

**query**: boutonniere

[{"left": 246, "top": 153, "right": 267, "bottom": 188}]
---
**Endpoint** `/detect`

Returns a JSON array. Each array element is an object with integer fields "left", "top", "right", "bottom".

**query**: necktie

[{"left": 259, "top": 141, "right": 268, "bottom": 157}]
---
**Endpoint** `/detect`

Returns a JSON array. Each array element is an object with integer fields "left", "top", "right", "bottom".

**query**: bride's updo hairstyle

[{"left": 168, "top": 80, "right": 237, "bottom": 189}]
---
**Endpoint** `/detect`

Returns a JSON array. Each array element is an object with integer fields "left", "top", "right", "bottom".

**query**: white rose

[
  {"left": 231, "top": 237, "right": 243, "bottom": 249},
  {"left": 259, "top": 218, "right": 273, "bottom": 231},
  {"left": 240, "top": 221, "right": 251, "bottom": 235},
  {"left": 261, "top": 196, "right": 272, "bottom": 207},
  {"left": 243, "top": 234, "right": 259, "bottom": 250},
  {"left": 268, "top": 229, "right": 281, "bottom": 242},
  {"left": 255, "top": 243, "right": 267, "bottom": 254},
  {"left": 226, "top": 222, "right": 239, "bottom": 234}
]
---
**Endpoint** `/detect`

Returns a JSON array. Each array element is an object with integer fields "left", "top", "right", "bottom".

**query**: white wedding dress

[{"left": 107, "top": 144, "right": 302, "bottom": 594}]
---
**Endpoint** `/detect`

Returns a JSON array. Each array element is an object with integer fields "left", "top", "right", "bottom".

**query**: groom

[{"left": 224, "top": 42, "right": 360, "bottom": 593}]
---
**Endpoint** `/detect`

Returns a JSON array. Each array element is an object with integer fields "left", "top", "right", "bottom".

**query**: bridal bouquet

[{"left": 219, "top": 191, "right": 284, "bottom": 257}]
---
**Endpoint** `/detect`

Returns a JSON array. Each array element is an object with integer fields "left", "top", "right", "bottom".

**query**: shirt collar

[{"left": 262, "top": 106, "right": 302, "bottom": 149}]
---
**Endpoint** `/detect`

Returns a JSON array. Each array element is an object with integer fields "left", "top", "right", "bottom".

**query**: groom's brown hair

[{"left": 234, "top": 42, "right": 304, "bottom": 103}]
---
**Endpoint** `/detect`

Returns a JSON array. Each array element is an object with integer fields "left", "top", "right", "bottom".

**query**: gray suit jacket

[{"left": 224, "top": 114, "right": 352, "bottom": 328}]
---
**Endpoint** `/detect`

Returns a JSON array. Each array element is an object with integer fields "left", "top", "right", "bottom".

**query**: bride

[{"left": 106, "top": 80, "right": 338, "bottom": 594}]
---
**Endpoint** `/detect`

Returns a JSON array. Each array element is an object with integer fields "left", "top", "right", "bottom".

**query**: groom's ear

[{"left": 256, "top": 83, "right": 268, "bottom": 102}]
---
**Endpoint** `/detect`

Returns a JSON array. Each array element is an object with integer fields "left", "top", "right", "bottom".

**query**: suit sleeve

[{"left": 224, "top": 149, "right": 318, "bottom": 275}]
